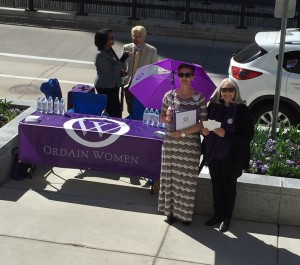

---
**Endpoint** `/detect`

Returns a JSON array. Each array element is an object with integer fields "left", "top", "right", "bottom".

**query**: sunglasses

[
  {"left": 220, "top": 87, "right": 235, "bottom": 93},
  {"left": 178, "top": 72, "right": 194, "bottom": 78}
]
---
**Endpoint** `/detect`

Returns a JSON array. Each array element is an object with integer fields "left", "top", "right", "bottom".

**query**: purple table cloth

[{"left": 19, "top": 112, "right": 164, "bottom": 179}]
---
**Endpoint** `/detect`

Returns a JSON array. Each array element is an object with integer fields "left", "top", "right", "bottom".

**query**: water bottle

[
  {"left": 148, "top": 108, "right": 154, "bottom": 126},
  {"left": 153, "top": 109, "right": 160, "bottom": 127},
  {"left": 59, "top": 98, "right": 65, "bottom": 115},
  {"left": 160, "top": 121, "right": 167, "bottom": 129},
  {"left": 143, "top": 108, "right": 149, "bottom": 125},
  {"left": 47, "top": 96, "right": 53, "bottom": 114},
  {"left": 42, "top": 97, "right": 48, "bottom": 114},
  {"left": 36, "top": 96, "right": 42, "bottom": 112},
  {"left": 53, "top": 97, "right": 60, "bottom": 114}
]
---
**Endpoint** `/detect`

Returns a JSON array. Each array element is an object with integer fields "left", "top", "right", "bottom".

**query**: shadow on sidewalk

[
  {"left": 1, "top": 165, "right": 159, "bottom": 215},
  {"left": 165, "top": 214, "right": 300, "bottom": 265}
]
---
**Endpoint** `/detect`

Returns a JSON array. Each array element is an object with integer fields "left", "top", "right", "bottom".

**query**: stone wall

[
  {"left": 194, "top": 173, "right": 300, "bottom": 227},
  {"left": 0, "top": 99, "right": 35, "bottom": 185}
]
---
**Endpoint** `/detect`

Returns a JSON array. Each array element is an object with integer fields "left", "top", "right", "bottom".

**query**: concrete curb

[{"left": 0, "top": 99, "right": 35, "bottom": 185}]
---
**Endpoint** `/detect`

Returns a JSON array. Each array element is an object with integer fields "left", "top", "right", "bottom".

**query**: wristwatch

[{"left": 181, "top": 130, "right": 186, "bottom": 138}]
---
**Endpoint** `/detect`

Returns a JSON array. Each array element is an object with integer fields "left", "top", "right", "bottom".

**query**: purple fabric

[
  {"left": 129, "top": 58, "right": 216, "bottom": 110},
  {"left": 19, "top": 112, "right": 164, "bottom": 179}
]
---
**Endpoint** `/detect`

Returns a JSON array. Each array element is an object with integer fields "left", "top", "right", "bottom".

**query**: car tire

[{"left": 252, "top": 104, "right": 298, "bottom": 127}]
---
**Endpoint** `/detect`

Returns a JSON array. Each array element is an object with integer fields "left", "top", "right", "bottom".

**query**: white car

[{"left": 229, "top": 28, "right": 300, "bottom": 127}]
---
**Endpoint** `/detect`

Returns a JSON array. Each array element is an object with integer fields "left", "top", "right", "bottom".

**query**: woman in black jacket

[
  {"left": 202, "top": 78, "right": 254, "bottom": 232},
  {"left": 94, "top": 29, "right": 129, "bottom": 117}
]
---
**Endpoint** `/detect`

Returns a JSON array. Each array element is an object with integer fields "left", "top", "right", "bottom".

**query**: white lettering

[
  {"left": 43, "top": 146, "right": 138, "bottom": 164},
  {"left": 93, "top": 151, "right": 138, "bottom": 164},
  {"left": 43, "top": 146, "right": 89, "bottom": 158}
]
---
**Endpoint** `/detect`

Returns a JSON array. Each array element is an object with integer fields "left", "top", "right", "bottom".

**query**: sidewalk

[{"left": 0, "top": 165, "right": 300, "bottom": 265}]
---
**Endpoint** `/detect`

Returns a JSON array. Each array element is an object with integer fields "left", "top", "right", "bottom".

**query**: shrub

[
  {"left": 0, "top": 99, "right": 22, "bottom": 128},
  {"left": 247, "top": 123, "right": 300, "bottom": 179}
]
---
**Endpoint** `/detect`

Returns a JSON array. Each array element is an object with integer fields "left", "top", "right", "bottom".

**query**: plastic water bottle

[
  {"left": 53, "top": 97, "right": 60, "bottom": 114},
  {"left": 148, "top": 108, "right": 154, "bottom": 126},
  {"left": 42, "top": 97, "right": 48, "bottom": 114},
  {"left": 47, "top": 96, "right": 53, "bottom": 114},
  {"left": 160, "top": 121, "right": 167, "bottom": 128},
  {"left": 143, "top": 108, "right": 149, "bottom": 125},
  {"left": 59, "top": 98, "right": 65, "bottom": 115},
  {"left": 153, "top": 109, "right": 160, "bottom": 127},
  {"left": 37, "top": 96, "right": 42, "bottom": 112}
]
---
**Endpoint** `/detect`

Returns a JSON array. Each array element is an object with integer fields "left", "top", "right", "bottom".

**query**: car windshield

[{"left": 233, "top": 42, "right": 267, "bottom": 63}]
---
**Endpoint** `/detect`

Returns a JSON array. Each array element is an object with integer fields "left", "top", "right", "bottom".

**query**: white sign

[
  {"left": 203, "top": 119, "right": 221, "bottom": 131},
  {"left": 274, "top": 0, "right": 296, "bottom": 18},
  {"left": 174, "top": 109, "right": 197, "bottom": 130}
]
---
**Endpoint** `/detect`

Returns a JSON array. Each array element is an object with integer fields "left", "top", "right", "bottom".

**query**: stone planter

[
  {"left": 0, "top": 99, "right": 35, "bottom": 185},
  {"left": 194, "top": 172, "right": 300, "bottom": 227}
]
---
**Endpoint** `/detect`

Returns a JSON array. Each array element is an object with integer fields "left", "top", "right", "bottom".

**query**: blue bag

[{"left": 40, "top": 78, "right": 62, "bottom": 100}]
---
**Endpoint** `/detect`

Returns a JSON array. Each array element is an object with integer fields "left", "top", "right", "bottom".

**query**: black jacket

[{"left": 203, "top": 102, "right": 254, "bottom": 174}]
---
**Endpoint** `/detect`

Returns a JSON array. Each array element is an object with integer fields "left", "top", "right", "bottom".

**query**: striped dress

[{"left": 158, "top": 90, "right": 207, "bottom": 222}]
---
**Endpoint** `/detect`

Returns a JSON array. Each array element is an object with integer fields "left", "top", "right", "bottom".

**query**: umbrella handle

[
  {"left": 170, "top": 71, "right": 176, "bottom": 110},
  {"left": 120, "top": 84, "right": 124, "bottom": 111}
]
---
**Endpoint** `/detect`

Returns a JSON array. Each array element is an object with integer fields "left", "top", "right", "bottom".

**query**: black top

[{"left": 203, "top": 102, "right": 254, "bottom": 175}]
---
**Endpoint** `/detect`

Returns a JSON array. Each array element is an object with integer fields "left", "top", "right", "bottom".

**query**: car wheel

[{"left": 252, "top": 104, "right": 297, "bottom": 127}]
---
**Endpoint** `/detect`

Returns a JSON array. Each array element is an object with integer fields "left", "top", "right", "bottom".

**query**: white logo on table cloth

[{"left": 63, "top": 118, "right": 130, "bottom": 148}]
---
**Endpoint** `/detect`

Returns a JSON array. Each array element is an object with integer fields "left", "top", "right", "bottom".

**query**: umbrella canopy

[{"left": 129, "top": 58, "right": 216, "bottom": 110}]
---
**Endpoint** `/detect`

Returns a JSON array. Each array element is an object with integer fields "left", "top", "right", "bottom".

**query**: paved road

[{"left": 0, "top": 24, "right": 247, "bottom": 116}]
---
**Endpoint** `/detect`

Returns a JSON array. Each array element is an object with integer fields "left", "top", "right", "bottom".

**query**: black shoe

[
  {"left": 166, "top": 213, "right": 177, "bottom": 224},
  {"left": 181, "top": 221, "right": 191, "bottom": 226},
  {"left": 205, "top": 215, "right": 222, "bottom": 226},
  {"left": 219, "top": 219, "right": 230, "bottom": 232}
]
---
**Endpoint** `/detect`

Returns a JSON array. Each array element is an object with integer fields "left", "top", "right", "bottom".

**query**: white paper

[
  {"left": 25, "top": 115, "right": 40, "bottom": 123},
  {"left": 174, "top": 109, "right": 197, "bottom": 130},
  {"left": 203, "top": 119, "right": 221, "bottom": 131}
]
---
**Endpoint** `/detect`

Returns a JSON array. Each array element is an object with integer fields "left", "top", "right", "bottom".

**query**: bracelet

[{"left": 181, "top": 130, "right": 186, "bottom": 137}]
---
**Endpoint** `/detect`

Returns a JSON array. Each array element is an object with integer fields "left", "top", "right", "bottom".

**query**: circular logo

[
  {"left": 136, "top": 72, "right": 144, "bottom": 80},
  {"left": 227, "top": 118, "right": 233, "bottom": 124},
  {"left": 63, "top": 118, "right": 130, "bottom": 148}
]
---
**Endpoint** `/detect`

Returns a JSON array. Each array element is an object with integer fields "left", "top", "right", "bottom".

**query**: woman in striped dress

[{"left": 158, "top": 63, "right": 208, "bottom": 225}]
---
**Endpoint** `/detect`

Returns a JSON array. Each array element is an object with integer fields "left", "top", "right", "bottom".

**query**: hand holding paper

[{"left": 203, "top": 119, "right": 221, "bottom": 131}]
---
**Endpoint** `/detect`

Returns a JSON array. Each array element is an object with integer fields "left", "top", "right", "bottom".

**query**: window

[
  {"left": 233, "top": 42, "right": 267, "bottom": 63},
  {"left": 282, "top": 51, "right": 300, "bottom": 74}
]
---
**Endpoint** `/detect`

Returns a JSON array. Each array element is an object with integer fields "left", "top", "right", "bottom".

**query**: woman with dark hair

[
  {"left": 202, "top": 78, "right": 254, "bottom": 232},
  {"left": 158, "top": 63, "right": 208, "bottom": 226},
  {"left": 94, "top": 28, "right": 129, "bottom": 118}
]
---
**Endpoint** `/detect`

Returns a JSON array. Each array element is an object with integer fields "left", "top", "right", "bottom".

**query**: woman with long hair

[{"left": 202, "top": 78, "right": 254, "bottom": 232}]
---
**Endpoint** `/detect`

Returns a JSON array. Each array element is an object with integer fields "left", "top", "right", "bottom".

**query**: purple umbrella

[{"left": 129, "top": 58, "right": 216, "bottom": 110}]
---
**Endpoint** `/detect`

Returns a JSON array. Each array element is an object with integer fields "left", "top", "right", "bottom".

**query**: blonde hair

[
  {"left": 131, "top": 25, "right": 146, "bottom": 37},
  {"left": 210, "top": 78, "right": 245, "bottom": 104}
]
